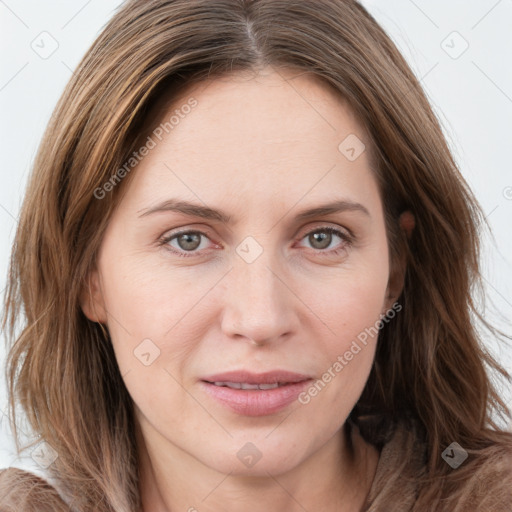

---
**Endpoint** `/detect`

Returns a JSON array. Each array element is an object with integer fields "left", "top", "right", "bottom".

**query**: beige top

[
  {"left": 355, "top": 414, "right": 512, "bottom": 512},
  {"left": 360, "top": 416, "right": 426, "bottom": 511}
]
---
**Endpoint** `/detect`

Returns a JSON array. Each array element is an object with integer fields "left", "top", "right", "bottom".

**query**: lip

[{"left": 200, "top": 370, "right": 313, "bottom": 416}]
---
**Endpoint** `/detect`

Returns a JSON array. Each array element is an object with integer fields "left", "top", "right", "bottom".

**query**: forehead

[
  {"left": 118, "top": 67, "right": 381, "bottom": 219},
  {"left": 164, "top": 67, "right": 366, "bottom": 145}
]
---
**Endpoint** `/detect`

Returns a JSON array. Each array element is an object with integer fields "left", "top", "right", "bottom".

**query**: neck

[{"left": 136, "top": 417, "right": 379, "bottom": 512}]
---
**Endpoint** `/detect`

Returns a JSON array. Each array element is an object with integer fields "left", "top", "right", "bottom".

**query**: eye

[
  {"left": 158, "top": 226, "right": 353, "bottom": 258},
  {"left": 298, "top": 226, "right": 353, "bottom": 255},
  {"left": 159, "top": 230, "right": 214, "bottom": 257}
]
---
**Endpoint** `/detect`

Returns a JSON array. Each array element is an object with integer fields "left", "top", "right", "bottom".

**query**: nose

[{"left": 220, "top": 252, "right": 299, "bottom": 346}]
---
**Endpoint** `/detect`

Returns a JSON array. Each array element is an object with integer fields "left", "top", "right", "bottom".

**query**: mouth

[
  {"left": 201, "top": 369, "right": 312, "bottom": 386},
  {"left": 199, "top": 370, "right": 313, "bottom": 416}
]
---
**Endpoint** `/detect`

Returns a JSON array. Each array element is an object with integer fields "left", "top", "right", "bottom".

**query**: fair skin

[{"left": 81, "top": 65, "right": 412, "bottom": 512}]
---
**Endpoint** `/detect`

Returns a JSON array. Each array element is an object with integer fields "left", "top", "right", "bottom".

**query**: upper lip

[{"left": 202, "top": 370, "right": 312, "bottom": 385}]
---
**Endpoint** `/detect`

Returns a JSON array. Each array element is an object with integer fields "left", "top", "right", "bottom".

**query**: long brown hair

[{"left": 2, "top": 0, "right": 511, "bottom": 510}]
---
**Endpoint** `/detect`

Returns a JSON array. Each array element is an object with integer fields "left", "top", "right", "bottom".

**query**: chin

[{"left": 198, "top": 437, "right": 309, "bottom": 477}]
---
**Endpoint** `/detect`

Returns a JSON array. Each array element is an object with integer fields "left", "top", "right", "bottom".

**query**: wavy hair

[{"left": 2, "top": 0, "right": 511, "bottom": 510}]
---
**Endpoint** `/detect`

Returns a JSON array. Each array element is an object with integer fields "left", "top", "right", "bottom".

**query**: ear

[
  {"left": 398, "top": 210, "right": 415, "bottom": 239},
  {"left": 79, "top": 267, "right": 108, "bottom": 324},
  {"left": 383, "top": 210, "right": 415, "bottom": 310}
]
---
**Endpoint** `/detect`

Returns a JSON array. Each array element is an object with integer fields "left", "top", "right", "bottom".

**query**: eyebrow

[{"left": 137, "top": 198, "right": 370, "bottom": 223}]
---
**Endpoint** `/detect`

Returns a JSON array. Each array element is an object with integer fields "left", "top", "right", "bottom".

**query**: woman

[{"left": 1, "top": 0, "right": 511, "bottom": 510}]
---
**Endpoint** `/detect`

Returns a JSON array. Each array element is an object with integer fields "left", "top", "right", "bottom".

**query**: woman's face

[{"left": 83, "top": 67, "right": 400, "bottom": 476}]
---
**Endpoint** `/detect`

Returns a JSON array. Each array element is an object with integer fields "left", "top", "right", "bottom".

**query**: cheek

[
  {"left": 297, "top": 281, "right": 386, "bottom": 421},
  {"left": 99, "top": 244, "right": 210, "bottom": 326},
  {"left": 316, "top": 247, "right": 390, "bottom": 340},
  {"left": 307, "top": 244, "right": 389, "bottom": 394},
  {"left": 97, "top": 256, "right": 199, "bottom": 424},
  {"left": 95, "top": 251, "right": 195, "bottom": 374}
]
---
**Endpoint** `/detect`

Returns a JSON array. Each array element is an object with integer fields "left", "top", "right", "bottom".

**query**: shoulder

[
  {"left": 0, "top": 467, "right": 70, "bottom": 512},
  {"left": 450, "top": 440, "right": 512, "bottom": 512},
  {"left": 414, "top": 434, "right": 512, "bottom": 512},
  {"left": 357, "top": 414, "right": 512, "bottom": 512}
]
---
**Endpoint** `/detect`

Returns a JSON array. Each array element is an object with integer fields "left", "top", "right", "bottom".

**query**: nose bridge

[
  {"left": 237, "top": 253, "right": 280, "bottom": 304},
  {"left": 221, "top": 240, "right": 297, "bottom": 343}
]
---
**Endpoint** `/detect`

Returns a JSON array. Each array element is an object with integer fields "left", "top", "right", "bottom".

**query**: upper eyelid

[{"left": 163, "top": 222, "right": 350, "bottom": 238}]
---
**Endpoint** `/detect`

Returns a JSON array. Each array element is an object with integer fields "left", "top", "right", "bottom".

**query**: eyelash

[{"left": 157, "top": 226, "right": 354, "bottom": 259}]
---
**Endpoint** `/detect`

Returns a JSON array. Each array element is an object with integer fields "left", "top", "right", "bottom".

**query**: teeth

[
  {"left": 240, "top": 383, "right": 260, "bottom": 390},
  {"left": 212, "top": 381, "right": 281, "bottom": 390},
  {"left": 220, "top": 382, "right": 242, "bottom": 389},
  {"left": 257, "top": 383, "right": 280, "bottom": 390}
]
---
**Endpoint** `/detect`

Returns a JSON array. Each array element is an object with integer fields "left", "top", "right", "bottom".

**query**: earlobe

[
  {"left": 79, "top": 268, "right": 108, "bottom": 324},
  {"left": 384, "top": 264, "right": 405, "bottom": 312}
]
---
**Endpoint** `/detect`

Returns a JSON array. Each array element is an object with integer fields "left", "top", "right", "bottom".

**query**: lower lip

[{"left": 200, "top": 380, "right": 313, "bottom": 416}]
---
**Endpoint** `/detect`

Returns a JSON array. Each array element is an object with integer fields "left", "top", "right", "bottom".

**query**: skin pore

[{"left": 80, "top": 65, "right": 412, "bottom": 512}]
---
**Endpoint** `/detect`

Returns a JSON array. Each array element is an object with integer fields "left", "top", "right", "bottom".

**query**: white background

[{"left": 0, "top": 0, "right": 511, "bottom": 470}]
